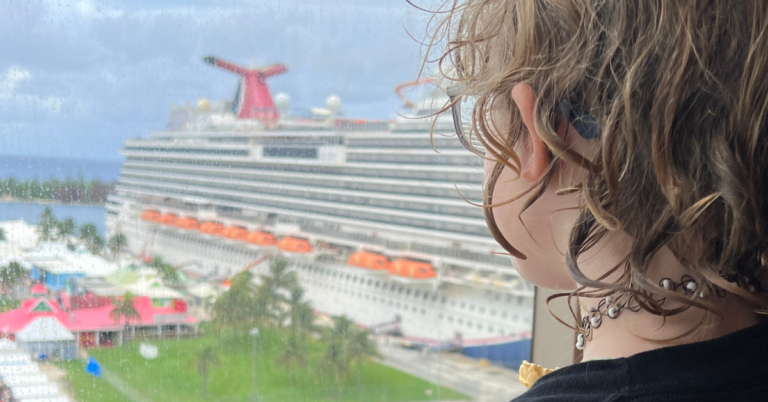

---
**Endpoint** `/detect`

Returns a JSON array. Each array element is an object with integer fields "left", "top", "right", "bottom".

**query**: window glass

[{"left": 1, "top": 1, "right": 534, "bottom": 401}]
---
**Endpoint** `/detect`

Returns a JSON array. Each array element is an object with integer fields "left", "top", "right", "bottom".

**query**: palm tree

[
  {"left": 276, "top": 287, "right": 316, "bottom": 380},
  {"left": 194, "top": 346, "right": 220, "bottom": 400},
  {"left": 212, "top": 271, "right": 256, "bottom": 333},
  {"left": 38, "top": 207, "right": 57, "bottom": 241},
  {"left": 88, "top": 234, "right": 104, "bottom": 255},
  {"left": 150, "top": 258, "right": 181, "bottom": 287},
  {"left": 109, "top": 292, "right": 141, "bottom": 345},
  {"left": 0, "top": 262, "right": 26, "bottom": 300},
  {"left": 322, "top": 315, "right": 355, "bottom": 385},
  {"left": 56, "top": 218, "right": 76, "bottom": 241},
  {"left": 78, "top": 223, "right": 99, "bottom": 252},
  {"left": 321, "top": 315, "right": 380, "bottom": 386},
  {"left": 348, "top": 326, "right": 381, "bottom": 384},
  {"left": 107, "top": 232, "right": 128, "bottom": 256},
  {"left": 256, "top": 259, "right": 297, "bottom": 327}
]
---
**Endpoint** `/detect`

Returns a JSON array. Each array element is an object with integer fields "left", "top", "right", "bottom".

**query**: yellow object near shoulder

[{"left": 518, "top": 360, "right": 556, "bottom": 389}]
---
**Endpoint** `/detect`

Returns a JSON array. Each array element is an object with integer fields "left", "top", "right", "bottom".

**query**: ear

[{"left": 511, "top": 83, "right": 550, "bottom": 182}]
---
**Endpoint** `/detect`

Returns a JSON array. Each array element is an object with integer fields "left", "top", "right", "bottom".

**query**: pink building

[{"left": 0, "top": 297, "right": 199, "bottom": 353}]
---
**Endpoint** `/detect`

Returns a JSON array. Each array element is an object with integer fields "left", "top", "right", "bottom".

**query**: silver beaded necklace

[{"left": 576, "top": 275, "right": 723, "bottom": 350}]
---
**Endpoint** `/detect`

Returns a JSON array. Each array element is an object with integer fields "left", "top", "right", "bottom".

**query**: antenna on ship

[{"left": 202, "top": 56, "right": 287, "bottom": 129}]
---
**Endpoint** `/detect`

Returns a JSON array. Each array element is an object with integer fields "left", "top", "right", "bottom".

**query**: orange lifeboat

[
  {"left": 199, "top": 221, "right": 225, "bottom": 236},
  {"left": 389, "top": 259, "right": 437, "bottom": 279},
  {"left": 175, "top": 217, "right": 200, "bottom": 230},
  {"left": 277, "top": 237, "right": 313, "bottom": 253},
  {"left": 347, "top": 251, "right": 390, "bottom": 271},
  {"left": 222, "top": 226, "right": 248, "bottom": 240},
  {"left": 141, "top": 210, "right": 161, "bottom": 222},
  {"left": 245, "top": 231, "right": 276, "bottom": 246},
  {"left": 159, "top": 213, "right": 178, "bottom": 225}
]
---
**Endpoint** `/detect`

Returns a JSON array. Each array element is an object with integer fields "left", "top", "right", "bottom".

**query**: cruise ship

[{"left": 105, "top": 56, "right": 534, "bottom": 368}]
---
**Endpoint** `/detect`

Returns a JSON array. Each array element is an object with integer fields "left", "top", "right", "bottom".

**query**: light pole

[{"left": 249, "top": 327, "right": 260, "bottom": 402}]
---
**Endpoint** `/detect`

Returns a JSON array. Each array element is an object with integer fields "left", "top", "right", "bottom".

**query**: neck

[{"left": 577, "top": 234, "right": 759, "bottom": 361}]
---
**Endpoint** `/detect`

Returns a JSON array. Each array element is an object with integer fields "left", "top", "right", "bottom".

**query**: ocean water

[
  {"left": 0, "top": 202, "right": 107, "bottom": 237},
  {"left": 0, "top": 155, "right": 122, "bottom": 181},
  {"left": 0, "top": 156, "right": 117, "bottom": 237}
]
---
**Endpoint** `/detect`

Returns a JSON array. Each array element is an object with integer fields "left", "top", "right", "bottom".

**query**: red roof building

[{"left": 0, "top": 297, "right": 199, "bottom": 349}]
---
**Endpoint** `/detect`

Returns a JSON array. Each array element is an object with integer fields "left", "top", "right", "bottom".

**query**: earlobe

[{"left": 511, "top": 83, "right": 549, "bottom": 182}]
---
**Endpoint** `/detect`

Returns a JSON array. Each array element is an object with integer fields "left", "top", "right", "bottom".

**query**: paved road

[{"left": 376, "top": 338, "right": 527, "bottom": 402}]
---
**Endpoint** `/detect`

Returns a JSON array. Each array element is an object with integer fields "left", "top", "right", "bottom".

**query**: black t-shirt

[{"left": 514, "top": 320, "right": 768, "bottom": 401}]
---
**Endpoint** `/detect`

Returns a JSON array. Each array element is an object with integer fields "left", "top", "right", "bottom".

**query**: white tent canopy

[
  {"left": 9, "top": 383, "right": 59, "bottom": 398},
  {"left": 0, "top": 363, "right": 39, "bottom": 375},
  {"left": 17, "top": 397, "right": 70, "bottom": 402},
  {"left": 0, "top": 338, "right": 19, "bottom": 351},
  {"left": 0, "top": 220, "right": 39, "bottom": 249},
  {"left": 1, "top": 373, "right": 49, "bottom": 387},
  {"left": 16, "top": 318, "right": 74, "bottom": 342}
]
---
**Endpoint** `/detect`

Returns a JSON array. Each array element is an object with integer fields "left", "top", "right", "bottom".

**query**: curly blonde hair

[{"left": 423, "top": 0, "right": 768, "bottom": 324}]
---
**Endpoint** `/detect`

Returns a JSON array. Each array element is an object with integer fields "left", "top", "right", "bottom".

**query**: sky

[{"left": 0, "top": 0, "right": 435, "bottom": 161}]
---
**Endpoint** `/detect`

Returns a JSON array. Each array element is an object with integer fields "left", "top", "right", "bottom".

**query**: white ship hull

[{"left": 108, "top": 210, "right": 533, "bottom": 367}]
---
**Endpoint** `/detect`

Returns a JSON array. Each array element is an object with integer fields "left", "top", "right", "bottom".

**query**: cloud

[
  {"left": 0, "top": 68, "right": 64, "bottom": 114},
  {"left": 1, "top": 0, "right": 432, "bottom": 160}
]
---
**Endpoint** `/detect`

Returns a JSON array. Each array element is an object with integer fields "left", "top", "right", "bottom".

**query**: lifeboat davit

[
  {"left": 347, "top": 251, "right": 390, "bottom": 273},
  {"left": 245, "top": 231, "right": 276, "bottom": 246},
  {"left": 277, "top": 237, "right": 313, "bottom": 254},
  {"left": 222, "top": 226, "right": 248, "bottom": 241},
  {"left": 175, "top": 217, "right": 200, "bottom": 230},
  {"left": 158, "top": 213, "right": 178, "bottom": 225},
  {"left": 199, "top": 221, "right": 225, "bottom": 236},
  {"left": 389, "top": 259, "right": 437, "bottom": 280},
  {"left": 141, "top": 210, "right": 161, "bottom": 222}
]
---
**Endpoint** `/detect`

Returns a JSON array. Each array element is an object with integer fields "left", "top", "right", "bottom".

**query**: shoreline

[{"left": 0, "top": 198, "right": 106, "bottom": 208}]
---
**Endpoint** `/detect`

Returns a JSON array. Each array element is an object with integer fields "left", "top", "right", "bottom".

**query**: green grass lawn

[
  {"left": 82, "top": 329, "right": 470, "bottom": 402},
  {"left": 56, "top": 361, "right": 132, "bottom": 402}
]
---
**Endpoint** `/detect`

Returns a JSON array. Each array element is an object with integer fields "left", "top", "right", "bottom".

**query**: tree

[
  {"left": 322, "top": 315, "right": 354, "bottom": 385},
  {"left": 56, "top": 218, "right": 76, "bottom": 241},
  {"left": 0, "top": 227, "right": 5, "bottom": 241},
  {"left": 347, "top": 325, "right": 381, "bottom": 384},
  {"left": 0, "top": 262, "right": 26, "bottom": 300},
  {"left": 38, "top": 207, "right": 57, "bottom": 241},
  {"left": 212, "top": 271, "right": 255, "bottom": 333},
  {"left": 149, "top": 257, "right": 180, "bottom": 287},
  {"left": 256, "top": 259, "right": 297, "bottom": 327},
  {"left": 194, "top": 347, "right": 220, "bottom": 400},
  {"left": 107, "top": 232, "right": 128, "bottom": 256},
  {"left": 276, "top": 287, "right": 315, "bottom": 380},
  {"left": 78, "top": 223, "right": 98, "bottom": 243},
  {"left": 109, "top": 292, "right": 141, "bottom": 345},
  {"left": 78, "top": 224, "right": 102, "bottom": 254},
  {"left": 88, "top": 235, "right": 104, "bottom": 255},
  {"left": 321, "top": 315, "right": 380, "bottom": 385}
]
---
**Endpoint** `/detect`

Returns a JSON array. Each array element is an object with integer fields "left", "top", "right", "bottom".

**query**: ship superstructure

[{"left": 106, "top": 57, "right": 534, "bottom": 368}]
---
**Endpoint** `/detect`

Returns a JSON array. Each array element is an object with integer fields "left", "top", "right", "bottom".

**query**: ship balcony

[
  {"left": 118, "top": 172, "right": 484, "bottom": 219},
  {"left": 121, "top": 161, "right": 484, "bottom": 200},
  {"left": 115, "top": 180, "right": 491, "bottom": 237},
  {"left": 121, "top": 154, "right": 485, "bottom": 184}
]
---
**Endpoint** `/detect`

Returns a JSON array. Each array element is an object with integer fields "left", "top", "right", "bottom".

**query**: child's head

[{"left": 428, "top": 1, "right": 768, "bottom": 310}]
